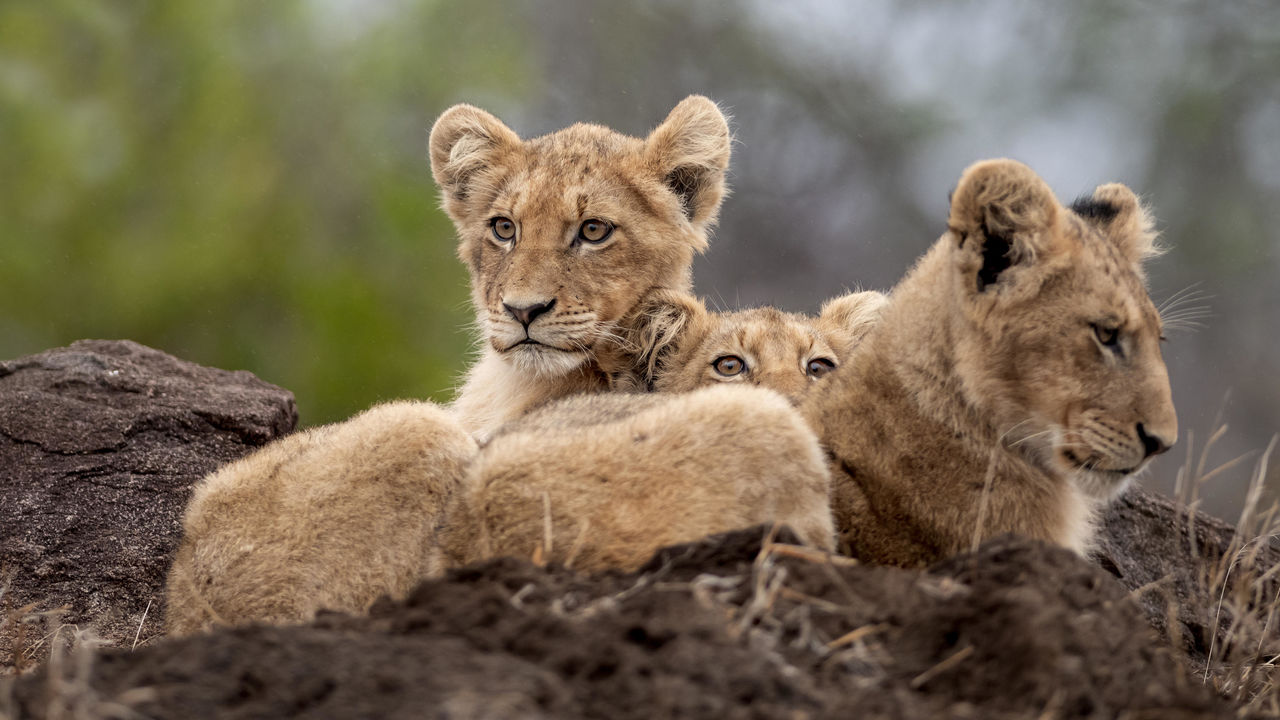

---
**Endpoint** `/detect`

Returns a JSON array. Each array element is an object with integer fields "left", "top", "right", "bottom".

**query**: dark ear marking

[
  {"left": 976, "top": 224, "right": 1013, "bottom": 292},
  {"left": 1069, "top": 195, "right": 1120, "bottom": 223},
  {"left": 665, "top": 168, "right": 702, "bottom": 220}
]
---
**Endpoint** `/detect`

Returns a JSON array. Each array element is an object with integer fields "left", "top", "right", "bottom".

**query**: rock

[
  {"left": 1097, "top": 485, "right": 1280, "bottom": 679},
  {"left": 0, "top": 340, "right": 297, "bottom": 670}
]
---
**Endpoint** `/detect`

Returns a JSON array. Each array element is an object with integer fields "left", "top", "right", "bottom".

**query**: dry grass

[
  {"left": 1, "top": 570, "right": 65, "bottom": 678},
  {"left": 1173, "top": 424, "right": 1280, "bottom": 714},
  {"left": 2, "top": 624, "right": 156, "bottom": 720}
]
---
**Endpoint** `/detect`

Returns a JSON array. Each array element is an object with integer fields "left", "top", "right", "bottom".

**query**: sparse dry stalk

[{"left": 1181, "top": 426, "right": 1280, "bottom": 709}]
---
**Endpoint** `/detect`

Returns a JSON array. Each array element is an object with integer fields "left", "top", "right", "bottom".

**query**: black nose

[
  {"left": 503, "top": 299, "right": 556, "bottom": 328},
  {"left": 1136, "top": 423, "right": 1171, "bottom": 458}
]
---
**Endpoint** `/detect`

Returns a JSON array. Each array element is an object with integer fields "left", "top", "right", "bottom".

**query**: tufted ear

[
  {"left": 429, "top": 104, "right": 521, "bottom": 218},
  {"left": 816, "top": 290, "right": 888, "bottom": 360},
  {"left": 644, "top": 95, "right": 732, "bottom": 243},
  {"left": 1070, "top": 183, "right": 1162, "bottom": 275},
  {"left": 948, "top": 159, "right": 1065, "bottom": 293},
  {"left": 623, "top": 289, "right": 709, "bottom": 390}
]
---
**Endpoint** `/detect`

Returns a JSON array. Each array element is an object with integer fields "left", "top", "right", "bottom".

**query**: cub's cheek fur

[
  {"left": 164, "top": 401, "right": 476, "bottom": 635},
  {"left": 440, "top": 385, "right": 835, "bottom": 573}
]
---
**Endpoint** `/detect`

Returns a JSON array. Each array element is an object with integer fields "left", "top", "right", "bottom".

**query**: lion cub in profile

[
  {"left": 441, "top": 290, "right": 886, "bottom": 573},
  {"left": 804, "top": 159, "right": 1178, "bottom": 567}
]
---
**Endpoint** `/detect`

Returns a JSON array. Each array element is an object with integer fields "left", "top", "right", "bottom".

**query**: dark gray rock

[
  {"left": 1097, "top": 485, "right": 1280, "bottom": 681},
  {"left": 0, "top": 340, "right": 296, "bottom": 669}
]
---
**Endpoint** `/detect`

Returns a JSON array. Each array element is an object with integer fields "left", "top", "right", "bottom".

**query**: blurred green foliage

[
  {"left": 0, "top": 0, "right": 533, "bottom": 424},
  {"left": 3, "top": 1, "right": 1277, "bottom": 518}
]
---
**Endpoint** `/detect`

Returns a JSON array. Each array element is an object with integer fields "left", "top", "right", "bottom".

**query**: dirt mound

[
  {"left": 0, "top": 340, "right": 297, "bottom": 670},
  {"left": 2, "top": 529, "right": 1232, "bottom": 719}
]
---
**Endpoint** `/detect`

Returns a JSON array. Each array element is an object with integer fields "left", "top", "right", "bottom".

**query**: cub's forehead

[
  {"left": 486, "top": 129, "right": 654, "bottom": 216},
  {"left": 1065, "top": 215, "right": 1161, "bottom": 326},
  {"left": 707, "top": 307, "right": 822, "bottom": 351},
  {"left": 524, "top": 122, "right": 646, "bottom": 168},
  {"left": 1068, "top": 216, "right": 1145, "bottom": 288}
]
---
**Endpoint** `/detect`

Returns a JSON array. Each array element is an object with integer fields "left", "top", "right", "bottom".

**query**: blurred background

[{"left": 2, "top": 0, "right": 1276, "bottom": 518}]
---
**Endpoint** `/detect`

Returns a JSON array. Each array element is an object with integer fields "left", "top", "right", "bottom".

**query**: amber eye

[
  {"left": 806, "top": 357, "right": 836, "bottom": 378},
  {"left": 712, "top": 355, "right": 746, "bottom": 377},
  {"left": 1092, "top": 323, "right": 1120, "bottom": 348},
  {"left": 491, "top": 217, "right": 516, "bottom": 242},
  {"left": 578, "top": 219, "right": 614, "bottom": 244}
]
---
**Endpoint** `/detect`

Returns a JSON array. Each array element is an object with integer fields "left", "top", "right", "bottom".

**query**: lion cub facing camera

[
  {"left": 441, "top": 290, "right": 886, "bottom": 573},
  {"left": 433, "top": 95, "right": 732, "bottom": 437},
  {"left": 804, "top": 158, "right": 1178, "bottom": 567},
  {"left": 628, "top": 289, "right": 886, "bottom": 402}
]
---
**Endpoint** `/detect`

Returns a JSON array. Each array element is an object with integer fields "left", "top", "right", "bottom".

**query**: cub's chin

[
  {"left": 1055, "top": 445, "right": 1144, "bottom": 501},
  {"left": 1072, "top": 467, "right": 1141, "bottom": 501},
  {"left": 506, "top": 342, "right": 590, "bottom": 378}
]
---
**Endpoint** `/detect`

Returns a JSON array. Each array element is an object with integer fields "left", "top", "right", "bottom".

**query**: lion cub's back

[
  {"left": 446, "top": 385, "right": 833, "bottom": 573},
  {"left": 165, "top": 400, "right": 477, "bottom": 635}
]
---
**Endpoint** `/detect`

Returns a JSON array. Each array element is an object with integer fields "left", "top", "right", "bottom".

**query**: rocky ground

[{"left": 1, "top": 341, "right": 1277, "bottom": 719}]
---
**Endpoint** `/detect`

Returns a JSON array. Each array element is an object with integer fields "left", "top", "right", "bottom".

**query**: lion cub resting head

[
  {"left": 431, "top": 96, "right": 731, "bottom": 436},
  {"left": 442, "top": 384, "right": 834, "bottom": 573},
  {"left": 627, "top": 289, "right": 886, "bottom": 403},
  {"left": 438, "top": 292, "right": 884, "bottom": 574},
  {"left": 806, "top": 158, "right": 1177, "bottom": 567}
]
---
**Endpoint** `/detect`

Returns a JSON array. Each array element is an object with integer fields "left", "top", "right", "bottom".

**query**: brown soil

[{"left": 2, "top": 528, "right": 1234, "bottom": 719}]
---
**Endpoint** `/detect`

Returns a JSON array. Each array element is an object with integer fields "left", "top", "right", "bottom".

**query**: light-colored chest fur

[{"left": 450, "top": 349, "right": 610, "bottom": 440}]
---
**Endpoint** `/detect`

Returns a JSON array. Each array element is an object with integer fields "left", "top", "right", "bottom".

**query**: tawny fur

[
  {"left": 164, "top": 401, "right": 476, "bottom": 635},
  {"left": 436, "top": 291, "right": 881, "bottom": 574},
  {"left": 430, "top": 96, "right": 732, "bottom": 437},
  {"left": 442, "top": 385, "right": 835, "bottom": 573},
  {"left": 163, "top": 99, "right": 733, "bottom": 634},
  {"left": 803, "top": 159, "right": 1178, "bottom": 567},
  {"left": 624, "top": 289, "right": 886, "bottom": 402}
]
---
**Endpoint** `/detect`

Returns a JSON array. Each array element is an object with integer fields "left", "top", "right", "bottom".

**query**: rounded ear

[
  {"left": 1070, "top": 183, "right": 1162, "bottom": 270},
  {"left": 644, "top": 96, "right": 732, "bottom": 241},
  {"left": 428, "top": 104, "right": 521, "bottom": 212},
  {"left": 948, "top": 159, "right": 1063, "bottom": 292},
  {"left": 816, "top": 290, "right": 888, "bottom": 359},
  {"left": 624, "top": 289, "right": 708, "bottom": 389}
]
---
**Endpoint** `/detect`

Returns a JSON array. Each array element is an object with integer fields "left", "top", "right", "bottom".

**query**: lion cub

[
  {"left": 439, "top": 290, "right": 885, "bottom": 574},
  {"left": 432, "top": 96, "right": 732, "bottom": 437},
  {"left": 165, "top": 401, "right": 475, "bottom": 635},
  {"left": 804, "top": 159, "right": 1178, "bottom": 566},
  {"left": 629, "top": 289, "right": 886, "bottom": 402}
]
